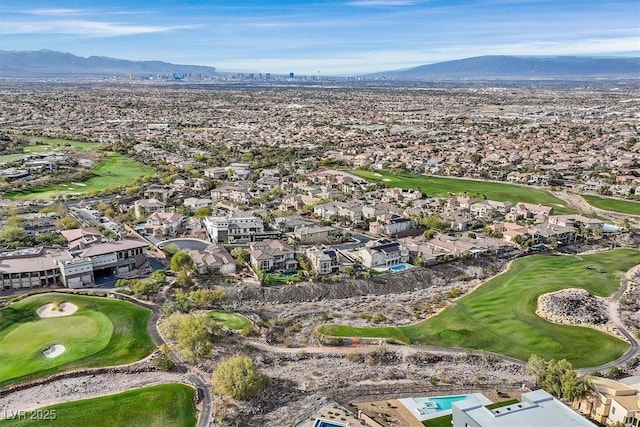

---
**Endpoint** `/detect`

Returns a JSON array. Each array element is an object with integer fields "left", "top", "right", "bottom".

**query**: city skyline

[{"left": 1, "top": 0, "right": 639, "bottom": 75}]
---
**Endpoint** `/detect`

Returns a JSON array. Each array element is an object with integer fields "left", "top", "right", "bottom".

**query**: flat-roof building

[{"left": 452, "top": 390, "right": 597, "bottom": 427}]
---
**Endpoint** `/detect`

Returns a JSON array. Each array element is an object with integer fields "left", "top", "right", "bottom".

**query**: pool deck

[
  {"left": 398, "top": 393, "right": 492, "bottom": 422},
  {"left": 373, "top": 263, "right": 414, "bottom": 273},
  {"left": 391, "top": 399, "right": 428, "bottom": 427}
]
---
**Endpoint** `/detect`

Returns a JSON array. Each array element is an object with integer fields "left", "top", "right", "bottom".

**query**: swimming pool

[
  {"left": 398, "top": 393, "right": 492, "bottom": 421},
  {"left": 312, "top": 419, "right": 348, "bottom": 427},
  {"left": 389, "top": 263, "right": 412, "bottom": 272}
]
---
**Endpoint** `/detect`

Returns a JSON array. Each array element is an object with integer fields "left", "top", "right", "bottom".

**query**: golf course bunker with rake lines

[
  {"left": 36, "top": 302, "right": 78, "bottom": 318},
  {"left": 0, "top": 294, "right": 155, "bottom": 387}
]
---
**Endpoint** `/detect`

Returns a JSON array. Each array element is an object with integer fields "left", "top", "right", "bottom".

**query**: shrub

[
  {"left": 152, "top": 355, "right": 175, "bottom": 371},
  {"left": 212, "top": 355, "right": 268, "bottom": 400},
  {"left": 159, "top": 312, "right": 221, "bottom": 363}
]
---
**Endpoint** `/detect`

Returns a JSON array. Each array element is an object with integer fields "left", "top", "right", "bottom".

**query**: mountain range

[
  {"left": 0, "top": 50, "right": 217, "bottom": 77},
  {"left": 366, "top": 55, "right": 640, "bottom": 79},
  {"left": 0, "top": 50, "right": 638, "bottom": 79}
]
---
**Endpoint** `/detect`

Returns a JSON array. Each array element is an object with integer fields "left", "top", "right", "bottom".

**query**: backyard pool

[
  {"left": 389, "top": 263, "right": 412, "bottom": 272},
  {"left": 312, "top": 419, "right": 348, "bottom": 427},
  {"left": 398, "top": 393, "right": 492, "bottom": 421}
]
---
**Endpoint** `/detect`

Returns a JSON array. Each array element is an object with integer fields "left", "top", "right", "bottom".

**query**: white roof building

[{"left": 452, "top": 389, "right": 597, "bottom": 427}]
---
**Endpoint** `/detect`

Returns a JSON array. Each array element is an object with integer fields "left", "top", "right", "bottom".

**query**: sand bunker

[
  {"left": 43, "top": 344, "right": 66, "bottom": 359},
  {"left": 37, "top": 302, "right": 78, "bottom": 318}
]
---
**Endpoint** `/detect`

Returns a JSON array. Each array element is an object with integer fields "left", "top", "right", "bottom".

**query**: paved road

[
  {"left": 579, "top": 273, "right": 640, "bottom": 373},
  {"left": 119, "top": 292, "right": 212, "bottom": 427}
]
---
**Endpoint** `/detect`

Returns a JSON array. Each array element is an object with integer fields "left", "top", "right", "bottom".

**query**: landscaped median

[
  {"left": 0, "top": 293, "right": 155, "bottom": 388},
  {"left": 0, "top": 383, "right": 197, "bottom": 427},
  {"left": 319, "top": 249, "right": 640, "bottom": 368}
]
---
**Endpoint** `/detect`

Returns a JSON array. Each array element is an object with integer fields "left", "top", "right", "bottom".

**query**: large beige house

[{"left": 578, "top": 376, "right": 640, "bottom": 427}]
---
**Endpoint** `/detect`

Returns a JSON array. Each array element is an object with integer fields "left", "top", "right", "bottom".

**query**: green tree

[
  {"left": 171, "top": 251, "right": 194, "bottom": 273},
  {"left": 422, "top": 229, "right": 435, "bottom": 239},
  {"left": 174, "top": 293, "right": 194, "bottom": 313},
  {"left": 175, "top": 270, "right": 194, "bottom": 288},
  {"left": 194, "top": 207, "right": 212, "bottom": 219},
  {"left": 231, "top": 247, "right": 249, "bottom": 266},
  {"left": 55, "top": 216, "right": 80, "bottom": 230},
  {"left": 149, "top": 269, "right": 167, "bottom": 283},
  {"left": 163, "top": 243, "right": 180, "bottom": 257},
  {"left": 6, "top": 215, "right": 24, "bottom": 228},
  {"left": 297, "top": 255, "right": 311, "bottom": 272},
  {"left": 512, "top": 234, "right": 527, "bottom": 247},
  {"left": 133, "top": 278, "right": 162, "bottom": 299},
  {"left": 186, "top": 288, "right": 226, "bottom": 308},
  {"left": 212, "top": 355, "right": 268, "bottom": 400},
  {"left": 527, "top": 355, "right": 591, "bottom": 402},
  {"left": 0, "top": 226, "right": 25, "bottom": 243},
  {"left": 159, "top": 312, "right": 221, "bottom": 363}
]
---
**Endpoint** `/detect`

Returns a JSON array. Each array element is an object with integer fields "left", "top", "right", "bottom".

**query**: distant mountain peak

[
  {"left": 0, "top": 49, "right": 217, "bottom": 78},
  {"left": 365, "top": 55, "right": 640, "bottom": 79}
]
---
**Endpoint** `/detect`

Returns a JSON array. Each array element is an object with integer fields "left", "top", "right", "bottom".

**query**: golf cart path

[
  {"left": 583, "top": 266, "right": 640, "bottom": 373},
  {"left": 552, "top": 191, "right": 640, "bottom": 228}
]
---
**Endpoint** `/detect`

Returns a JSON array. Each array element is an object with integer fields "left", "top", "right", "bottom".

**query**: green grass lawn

[
  {"left": 0, "top": 137, "right": 101, "bottom": 164},
  {"left": 0, "top": 293, "right": 155, "bottom": 387},
  {"left": 4, "top": 154, "right": 155, "bottom": 200},
  {"left": 207, "top": 310, "right": 252, "bottom": 330},
  {"left": 321, "top": 249, "right": 640, "bottom": 368},
  {"left": 264, "top": 273, "right": 302, "bottom": 285},
  {"left": 349, "top": 169, "right": 576, "bottom": 214},
  {"left": 0, "top": 383, "right": 197, "bottom": 427},
  {"left": 582, "top": 195, "right": 640, "bottom": 216},
  {"left": 24, "top": 136, "right": 101, "bottom": 152}
]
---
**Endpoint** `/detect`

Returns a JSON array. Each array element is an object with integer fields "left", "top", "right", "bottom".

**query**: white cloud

[
  {"left": 25, "top": 8, "right": 87, "bottom": 16},
  {"left": 2, "top": 20, "right": 202, "bottom": 37},
  {"left": 347, "top": 0, "right": 422, "bottom": 6}
]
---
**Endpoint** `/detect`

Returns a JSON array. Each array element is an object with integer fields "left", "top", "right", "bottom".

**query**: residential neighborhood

[{"left": 0, "top": 79, "right": 638, "bottom": 427}]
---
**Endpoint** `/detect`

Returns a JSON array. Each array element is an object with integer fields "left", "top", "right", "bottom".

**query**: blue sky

[{"left": 1, "top": 0, "right": 638, "bottom": 75}]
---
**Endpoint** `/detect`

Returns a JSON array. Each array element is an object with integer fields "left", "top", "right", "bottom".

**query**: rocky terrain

[
  {"left": 536, "top": 288, "right": 616, "bottom": 336},
  {"left": 620, "top": 265, "right": 640, "bottom": 340},
  {"left": 236, "top": 347, "right": 528, "bottom": 426},
  {"left": 222, "top": 258, "right": 505, "bottom": 348}
]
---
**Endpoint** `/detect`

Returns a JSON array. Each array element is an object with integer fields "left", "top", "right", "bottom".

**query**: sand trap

[
  {"left": 43, "top": 344, "right": 66, "bottom": 359},
  {"left": 37, "top": 302, "right": 78, "bottom": 318}
]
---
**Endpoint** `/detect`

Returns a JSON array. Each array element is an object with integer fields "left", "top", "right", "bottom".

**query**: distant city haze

[{"left": 1, "top": 0, "right": 638, "bottom": 75}]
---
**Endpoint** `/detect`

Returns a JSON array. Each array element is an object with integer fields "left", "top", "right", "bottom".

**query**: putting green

[
  {"left": 207, "top": 310, "right": 252, "bottom": 330},
  {"left": 0, "top": 313, "right": 109, "bottom": 358},
  {"left": 0, "top": 294, "right": 154, "bottom": 387},
  {"left": 0, "top": 314, "right": 113, "bottom": 380}
]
